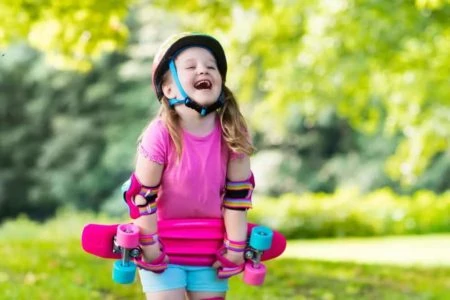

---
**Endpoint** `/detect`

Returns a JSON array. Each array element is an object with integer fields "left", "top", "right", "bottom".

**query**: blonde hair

[{"left": 140, "top": 85, "right": 255, "bottom": 159}]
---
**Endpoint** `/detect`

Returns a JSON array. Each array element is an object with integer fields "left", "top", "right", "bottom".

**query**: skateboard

[{"left": 81, "top": 219, "right": 286, "bottom": 285}]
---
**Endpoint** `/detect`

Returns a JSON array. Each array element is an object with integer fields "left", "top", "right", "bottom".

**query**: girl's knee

[
  {"left": 187, "top": 291, "right": 226, "bottom": 300},
  {"left": 145, "top": 288, "right": 186, "bottom": 300}
]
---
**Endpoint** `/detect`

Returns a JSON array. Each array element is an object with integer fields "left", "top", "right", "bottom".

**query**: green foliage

[
  {"left": 1, "top": 1, "right": 450, "bottom": 224},
  {"left": 1, "top": 212, "right": 449, "bottom": 299},
  {"left": 250, "top": 188, "right": 450, "bottom": 239},
  {"left": 0, "top": 0, "right": 133, "bottom": 71},
  {"left": 0, "top": 40, "right": 158, "bottom": 220},
  {"left": 252, "top": 111, "right": 401, "bottom": 196},
  {"left": 2, "top": 1, "right": 449, "bottom": 184},
  {"left": 154, "top": 0, "right": 450, "bottom": 185}
]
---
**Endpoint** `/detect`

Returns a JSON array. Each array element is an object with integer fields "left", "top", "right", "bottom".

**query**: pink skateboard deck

[{"left": 82, "top": 219, "right": 286, "bottom": 266}]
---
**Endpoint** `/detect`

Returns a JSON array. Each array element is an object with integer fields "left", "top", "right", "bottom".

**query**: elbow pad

[
  {"left": 122, "top": 173, "right": 160, "bottom": 219},
  {"left": 222, "top": 172, "right": 255, "bottom": 210}
]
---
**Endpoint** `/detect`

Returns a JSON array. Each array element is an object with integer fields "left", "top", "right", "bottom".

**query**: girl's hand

[
  {"left": 135, "top": 241, "right": 169, "bottom": 273},
  {"left": 212, "top": 249, "right": 245, "bottom": 269},
  {"left": 223, "top": 249, "right": 245, "bottom": 265},
  {"left": 141, "top": 243, "right": 168, "bottom": 263}
]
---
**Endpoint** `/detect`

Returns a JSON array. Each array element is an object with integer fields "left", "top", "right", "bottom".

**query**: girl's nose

[{"left": 197, "top": 64, "right": 209, "bottom": 74}]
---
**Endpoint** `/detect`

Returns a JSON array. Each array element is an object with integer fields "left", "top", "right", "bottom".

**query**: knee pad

[
  {"left": 222, "top": 172, "right": 254, "bottom": 210},
  {"left": 200, "top": 298, "right": 225, "bottom": 300},
  {"left": 122, "top": 173, "right": 160, "bottom": 219}
]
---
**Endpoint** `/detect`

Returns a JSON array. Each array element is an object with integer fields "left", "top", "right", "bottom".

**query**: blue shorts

[{"left": 138, "top": 264, "right": 229, "bottom": 293}]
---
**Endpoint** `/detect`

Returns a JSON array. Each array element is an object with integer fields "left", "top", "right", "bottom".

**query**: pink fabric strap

[
  {"left": 139, "top": 232, "right": 158, "bottom": 246},
  {"left": 223, "top": 237, "right": 246, "bottom": 253},
  {"left": 134, "top": 250, "right": 168, "bottom": 273},
  {"left": 215, "top": 248, "right": 245, "bottom": 279}
]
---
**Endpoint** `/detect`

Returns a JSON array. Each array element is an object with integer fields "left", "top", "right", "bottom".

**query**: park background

[{"left": 0, "top": 0, "right": 449, "bottom": 299}]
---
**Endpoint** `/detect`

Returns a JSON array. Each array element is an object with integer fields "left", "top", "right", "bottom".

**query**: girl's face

[{"left": 165, "top": 47, "right": 222, "bottom": 106}]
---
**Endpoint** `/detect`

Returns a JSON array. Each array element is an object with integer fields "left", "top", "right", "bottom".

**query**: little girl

[{"left": 123, "top": 32, "right": 255, "bottom": 300}]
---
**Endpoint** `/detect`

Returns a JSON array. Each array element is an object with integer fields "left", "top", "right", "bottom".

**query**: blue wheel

[
  {"left": 112, "top": 260, "right": 136, "bottom": 284},
  {"left": 249, "top": 226, "right": 273, "bottom": 251}
]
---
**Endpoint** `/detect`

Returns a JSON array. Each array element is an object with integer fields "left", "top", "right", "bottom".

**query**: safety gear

[
  {"left": 215, "top": 247, "right": 245, "bottom": 279},
  {"left": 223, "top": 237, "right": 246, "bottom": 253},
  {"left": 122, "top": 173, "right": 159, "bottom": 219},
  {"left": 139, "top": 232, "right": 159, "bottom": 246},
  {"left": 134, "top": 249, "right": 168, "bottom": 273},
  {"left": 151, "top": 32, "right": 227, "bottom": 116},
  {"left": 222, "top": 173, "right": 255, "bottom": 210}
]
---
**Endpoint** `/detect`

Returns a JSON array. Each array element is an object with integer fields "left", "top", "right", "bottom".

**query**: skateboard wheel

[
  {"left": 112, "top": 260, "right": 136, "bottom": 284},
  {"left": 249, "top": 226, "right": 273, "bottom": 251},
  {"left": 243, "top": 261, "right": 266, "bottom": 286},
  {"left": 116, "top": 223, "right": 139, "bottom": 248}
]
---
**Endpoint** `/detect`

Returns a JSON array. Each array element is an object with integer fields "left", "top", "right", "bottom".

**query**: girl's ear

[{"left": 162, "top": 76, "right": 176, "bottom": 99}]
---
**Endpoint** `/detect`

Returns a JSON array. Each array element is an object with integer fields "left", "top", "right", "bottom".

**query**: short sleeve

[
  {"left": 228, "top": 130, "right": 252, "bottom": 160},
  {"left": 229, "top": 150, "right": 246, "bottom": 160},
  {"left": 138, "top": 119, "right": 169, "bottom": 165}
]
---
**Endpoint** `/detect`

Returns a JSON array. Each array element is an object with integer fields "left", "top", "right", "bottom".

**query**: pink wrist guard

[
  {"left": 216, "top": 248, "right": 245, "bottom": 279},
  {"left": 224, "top": 237, "right": 247, "bottom": 253},
  {"left": 134, "top": 250, "right": 167, "bottom": 273},
  {"left": 140, "top": 232, "right": 158, "bottom": 246}
]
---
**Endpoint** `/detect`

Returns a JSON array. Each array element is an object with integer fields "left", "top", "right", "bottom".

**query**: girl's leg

[
  {"left": 185, "top": 266, "right": 228, "bottom": 300},
  {"left": 145, "top": 288, "right": 186, "bottom": 300},
  {"left": 187, "top": 291, "right": 226, "bottom": 300},
  {"left": 139, "top": 265, "right": 187, "bottom": 299}
]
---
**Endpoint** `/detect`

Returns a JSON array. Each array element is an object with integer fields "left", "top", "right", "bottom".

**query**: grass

[
  {"left": 1, "top": 211, "right": 449, "bottom": 299},
  {"left": 284, "top": 235, "right": 450, "bottom": 267}
]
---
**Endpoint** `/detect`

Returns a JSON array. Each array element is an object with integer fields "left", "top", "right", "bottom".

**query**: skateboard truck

[
  {"left": 112, "top": 223, "right": 141, "bottom": 284},
  {"left": 243, "top": 226, "right": 274, "bottom": 286},
  {"left": 113, "top": 236, "right": 141, "bottom": 261}
]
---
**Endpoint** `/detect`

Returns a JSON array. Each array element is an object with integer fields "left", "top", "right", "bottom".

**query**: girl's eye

[
  {"left": 207, "top": 66, "right": 216, "bottom": 70},
  {"left": 186, "top": 66, "right": 195, "bottom": 69}
]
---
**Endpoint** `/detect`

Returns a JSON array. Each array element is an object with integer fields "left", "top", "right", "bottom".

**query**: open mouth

[{"left": 194, "top": 80, "right": 212, "bottom": 90}]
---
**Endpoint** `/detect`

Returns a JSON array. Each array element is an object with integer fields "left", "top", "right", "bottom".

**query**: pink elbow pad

[{"left": 122, "top": 173, "right": 160, "bottom": 219}]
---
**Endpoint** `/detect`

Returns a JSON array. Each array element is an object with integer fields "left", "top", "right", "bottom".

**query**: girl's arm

[
  {"left": 132, "top": 152, "right": 164, "bottom": 261},
  {"left": 222, "top": 155, "right": 252, "bottom": 263}
]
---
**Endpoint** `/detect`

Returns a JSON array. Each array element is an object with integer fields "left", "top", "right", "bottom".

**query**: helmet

[{"left": 151, "top": 32, "right": 228, "bottom": 101}]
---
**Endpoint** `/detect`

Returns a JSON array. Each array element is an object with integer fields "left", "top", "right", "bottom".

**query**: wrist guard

[
  {"left": 134, "top": 248, "right": 168, "bottom": 273},
  {"left": 224, "top": 237, "right": 247, "bottom": 253},
  {"left": 122, "top": 173, "right": 160, "bottom": 219},
  {"left": 139, "top": 232, "right": 159, "bottom": 246},
  {"left": 215, "top": 247, "right": 245, "bottom": 279},
  {"left": 223, "top": 173, "right": 255, "bottom": 210}
]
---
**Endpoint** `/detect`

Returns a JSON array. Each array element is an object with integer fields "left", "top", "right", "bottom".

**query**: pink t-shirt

[{"left": 138, "top": 117, "right": 231, "bottom": 220}]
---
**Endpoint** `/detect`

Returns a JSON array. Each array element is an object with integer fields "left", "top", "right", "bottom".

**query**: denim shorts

[{"left": 138, "top": 264, "right": 229, "bottom": 293}]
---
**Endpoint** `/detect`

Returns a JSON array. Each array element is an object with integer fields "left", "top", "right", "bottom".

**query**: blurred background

[{"left": 1, "top": 0, "right": 449, "bottom": 299}]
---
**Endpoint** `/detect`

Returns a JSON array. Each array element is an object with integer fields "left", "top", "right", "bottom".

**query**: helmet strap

[{"left": 168, "top": 59, "right": 224, "bottom": 117}]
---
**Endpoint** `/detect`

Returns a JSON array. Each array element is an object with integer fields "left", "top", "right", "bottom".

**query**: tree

[
  {"left": 153, "top": 0, "right": 450, "bottom": 186},
  {"left": 0, "top": 0, "right": 133, "bottom": 70},
  {"left": 1, "top": 0, "right": 449, "bottom": 187},
  {"left": 0, "top": 7, "right": 174, "bottom": 221}
]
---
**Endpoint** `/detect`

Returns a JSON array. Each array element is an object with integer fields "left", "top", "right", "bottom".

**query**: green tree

[
  {"left": 155, "top": 0, "right": 450, "bottom": 186},
  {"left": 0, "top": 46, "right": 150, "bottom": 220},
  {"left": 0, "top": 0, "right": 133, "bottom": 71},
  {"left": 2, "top": 0, "right": 448, "bottom": 185}
]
